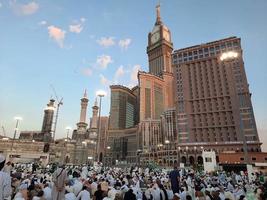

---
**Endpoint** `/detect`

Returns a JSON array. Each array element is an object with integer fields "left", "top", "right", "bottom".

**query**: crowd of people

[{"left": 1, "top": 154, "right": 267, "bottom": 200}]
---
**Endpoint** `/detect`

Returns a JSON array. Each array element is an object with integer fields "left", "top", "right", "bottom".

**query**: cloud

[
  {"left": 0, "top": 3, "right": 2, "bottom": 8},
  {"left": 82, "top": 68, "right": 93, "bottom": 76},
  {"left": 97, "top": 37, "right": 115, "bottom": 48},
  {"left": 118, "top": 38, "right": 131, "bottom": 50},
  {"left": 131, "top": 64, "right": 141, "bottom": 82},
  {"left": 69, "top": 24, "right": 83, "bottom": 33},
  {"left": 100, "top": 74, "right": 110, "bottom": 86},
  {"left": 80, "top": 17, "right": 86, "bottom": 22},
  {"left": 11, "top": 1, "right": 39, "bottom": 16},
  {"left": 115, "top": 65, "right": 124, "bottom": 79},
  {"left": 47, "top": 26, "right": 66, "bottom": 48},
  {"left": 38, "top": 20, "right": 47, "bottom": 26},
  {"left": 96, "top": 55, "right": 113, "bottom": 69},
  {"left": 69, "top": 18, "right": 85, "bottom": 34}
]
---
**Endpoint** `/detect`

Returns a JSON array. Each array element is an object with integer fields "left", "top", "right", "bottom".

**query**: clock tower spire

[{"left": 147, "top": 4, "right": 173, "bottom": 77}]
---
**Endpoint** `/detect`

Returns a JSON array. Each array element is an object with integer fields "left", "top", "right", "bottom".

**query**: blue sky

[{"left": 0, "top": 0, "right": 267, "bottom": 150}]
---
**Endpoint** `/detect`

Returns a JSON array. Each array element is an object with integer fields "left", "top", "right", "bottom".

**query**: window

[
  {"left": 252, "top": 157, "right": 256, "bottom": 161},
  {"left": 205, "top": 157, "right": 212, "bottom": 162},
  {"left": 240, "top": 157, "right": 244, "bottom": 161}
]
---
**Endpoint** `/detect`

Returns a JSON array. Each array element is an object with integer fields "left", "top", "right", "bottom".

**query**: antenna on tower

[{"left": 50, "top": 84, "right": 63, "bottom": 141}]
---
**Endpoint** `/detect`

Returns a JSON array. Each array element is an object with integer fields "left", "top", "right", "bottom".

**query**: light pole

[
  {"left": 136, "top": 149, "right": 142, "bottom": 167},
  {"left": 96, "top": 90, "right": 106, "bottom": 162},
  {"left": 11, "top": 116, "right": 23, "bottom": 151},
  {"left": 165, "top": 140, "right": 170, "bottom": 167},
  {"left": 186, "top": 146, "right": 189, "bottom": 166},
  {"left": 178, "top": 146, "right": 181, "bottom": 166},
  {"left": 82, "top": 141, "right": 87, "bottom": 164},
  {"left": 194, "top": 146, "right": 197, "bottom": 166},
  {"left": 105, "top": 146, "right": 111, "bottom": 167}
]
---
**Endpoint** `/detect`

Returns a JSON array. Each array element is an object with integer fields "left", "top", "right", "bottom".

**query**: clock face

[
  {"left": 151, "top": 32, "right": 160, "bottom": 44},
  {"left": 163, "top": 31, "right": 170, "bottom": 42}
]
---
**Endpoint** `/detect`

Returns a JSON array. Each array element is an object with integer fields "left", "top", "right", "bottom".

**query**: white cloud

[
  {"left": 11, "top": 1, "right": 39, "bottom": 16},
  {"left": 118, "top": 38, "right": 131, "bottom": 50},
  {"left": 97, "top": 37, "right": 115, "bottom": 48},
  {"left": 115, "top": 65, "right": 124, "bottom": 79},
  {"left": 47, "top": 26, "right": 66, "bottom": 48},
  {"left": 38, "top": 20, "right": 47, "bottom": 26},
  {"left": 131, "top": 64, "right": 141, "bottom": 82},
  {"left": 96, "top": 55, "right": 113, "bottom": 69},
  {"left": 69, "top": 24, "right": 83, "bottom": 33},
  {"left": 80, "top": 17, "right": 86, "bottom": 22},
  {"left": 100, "top": 74, "right": 110, "bottom": 86},
  {"left": 82, "top": 68, "right": 93, "bottom": 76},
  {"left": 0, "top": 3, "right": 2, "bottom": 8}
]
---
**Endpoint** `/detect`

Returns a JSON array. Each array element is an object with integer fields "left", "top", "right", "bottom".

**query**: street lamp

[
  {"left": 104, "top": 146, "right": 111, "bottom": 167},
  {"left": 82, "top": 141, "right": 87, "bottom": 164},
  {"left": 96, "top": 90, "right": 106, "bottom": 162},
  {"left": 178, "top": 146, "right": 181, "bottom": 166},
  {"left": 186, "top": 146, "right": 189, "bottom": 166},
  {"left": 194, "top": 146, "right": 197, "bottom": 165},
  {"left": 11, "top": 116, "right": 23, "bottom": 151},
  {"left": 136, "top": 149, "right": 142, "bottom": 167},
  {"left": 165, "top": 140, "right": 170, "bottom": 167}
]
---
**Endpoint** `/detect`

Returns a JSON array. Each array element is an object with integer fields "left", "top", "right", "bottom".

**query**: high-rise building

[
  {"left": 109, "top": 85, "right": 138, "bottom": 130},
  {"left": 139, "top": 5, "right": 175, "bottom": 122},
  {"left": 106, "top": 85, "right": 139, "bottom": 164},
  {"left": 172, "top": 37, "right": 261, "bottom": 153}
]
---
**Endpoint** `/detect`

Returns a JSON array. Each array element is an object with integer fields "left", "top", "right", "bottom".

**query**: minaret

[
  {"left": 90, "top": 98, "right": 99, "bottom": 129},
  {"left": 76, "top": 90, "right": 88, "bottom": 132}
]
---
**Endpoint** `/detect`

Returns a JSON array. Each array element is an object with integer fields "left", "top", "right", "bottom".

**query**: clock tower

[{"left": 147, "top": 4, "right": 173, "bottom": 77}]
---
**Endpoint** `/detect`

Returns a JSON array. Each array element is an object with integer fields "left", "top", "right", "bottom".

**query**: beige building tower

[{"left": 76, "top": 90, "right": 88, "bottom": 133}]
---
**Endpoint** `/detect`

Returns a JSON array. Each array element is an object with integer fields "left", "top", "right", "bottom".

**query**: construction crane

[{"left": 50, "top": 84, "right": 63, "bottom": 141}]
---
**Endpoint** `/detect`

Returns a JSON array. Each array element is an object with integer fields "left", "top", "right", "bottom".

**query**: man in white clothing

[{"left": 0, "top": 154, "right": 12, "bottom": 200}]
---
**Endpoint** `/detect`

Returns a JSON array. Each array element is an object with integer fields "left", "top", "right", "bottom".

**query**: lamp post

[
  {"left": 11, "top": 116, "right": 23, "bottom": 151},
  {"left": 178, "top": 146, "right": 181, "bottom": 166},
  {"left": 157, "top": 144, "right": 163, "bottom": 166},
  {"left": 105, "top": 146, "right": 111, "bottom": 167},
  {"left": 194, "top": 146, "right": 197, "bottom": 166},
  {"left": 96, "top": 90, "right": 106, "bottom": 162},
  {"left": 186, "top": 146, "right": 189, "bottom": 166},
  {"left": 165, "top": 140, "right": 170, "bottom": 167},
  {"left": 82, "top": 141, "right": 87, "bottom": 164},
  {"left": 136, "top": 149, "right": 142, "bottom": 167}
]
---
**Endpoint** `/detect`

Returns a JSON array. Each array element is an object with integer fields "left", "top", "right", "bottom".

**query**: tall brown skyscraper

[{"left": 172, "top": 37, "right": 261, "bottom": 152}]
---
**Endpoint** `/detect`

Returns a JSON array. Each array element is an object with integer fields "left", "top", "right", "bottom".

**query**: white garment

[
  {"left": 73, "top": 179, "right": 83, "bottom": 196},
  {"left": 76, "top": 190, "right": 90, "bottom": 200},
  {"left": 0, "top": 171, "right": 12, "bottom": 200},
  {"left": 43, "top": 186, "right": 52, "bottom": 200},
  {"left": 65, "top": 192, "right": 76, "bottom": 200}
]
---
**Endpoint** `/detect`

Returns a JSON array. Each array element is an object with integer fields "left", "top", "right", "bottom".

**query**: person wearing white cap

[{"left": 0, "top": 154, "right": 12, "bottom": 200}]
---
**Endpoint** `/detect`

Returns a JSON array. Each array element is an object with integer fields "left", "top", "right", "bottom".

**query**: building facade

[
  {"left": 171, "top": 37, "right": 261, "bottom": 157},
  {"left": 106, "top": 85, "right": 139, "bottom": 164}
]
